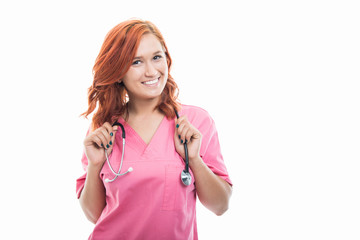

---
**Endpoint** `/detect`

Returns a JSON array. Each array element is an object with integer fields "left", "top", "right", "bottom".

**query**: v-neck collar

[{"left": 116, "top": 115, "right": 167, "bottom": 156}]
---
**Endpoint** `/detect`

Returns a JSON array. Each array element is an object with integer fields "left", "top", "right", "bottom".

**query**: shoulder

[{"left": 179, "top": 104, "right": 214, "bottom": 128}]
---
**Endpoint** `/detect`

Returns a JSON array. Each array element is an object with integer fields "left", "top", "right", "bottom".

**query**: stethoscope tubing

[
  {"left": 174, "top": 110, "right": 190, "bottom": 173},
  {"left": 104, "top": 123, "right": 131, "bottom": 183},
  {"left": 105, "top": 139, "right": 126, "bottom": 175},
  {"left": 175, "top": 110, "right": 192, "bottom": 186}
]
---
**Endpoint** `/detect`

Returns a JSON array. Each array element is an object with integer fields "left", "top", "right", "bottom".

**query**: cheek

[
  {"left": 160, "top": 61, "right": 168, "bottom": 76},
  {"left": 123, "top": 68, "right": 142, "bottom": 82}
]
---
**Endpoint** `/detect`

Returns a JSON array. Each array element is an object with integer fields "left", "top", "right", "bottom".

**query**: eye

[
  {"left": 153, "top": 55, "right": 162, "bottom": 60},
  {"left": 132, "top": 60, "right": 141, "bottom": 65}
]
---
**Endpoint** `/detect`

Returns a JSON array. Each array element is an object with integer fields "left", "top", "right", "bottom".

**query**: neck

[{"left": 126, "top": 96, "right": 162, "bottom": 119}]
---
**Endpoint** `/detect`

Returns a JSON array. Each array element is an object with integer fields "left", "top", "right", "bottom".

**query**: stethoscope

[{"left": 104, "top": 110, "right": 192, "bottom": 186}]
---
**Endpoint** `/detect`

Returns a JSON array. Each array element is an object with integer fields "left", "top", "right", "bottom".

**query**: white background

[{"left": 0, "top": 0, "right": 359, "bottom": 239}]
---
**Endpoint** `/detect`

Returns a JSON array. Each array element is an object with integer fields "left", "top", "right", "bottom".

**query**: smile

[{"left": 142, "top": 77, "right": 159, "bottom": 85}]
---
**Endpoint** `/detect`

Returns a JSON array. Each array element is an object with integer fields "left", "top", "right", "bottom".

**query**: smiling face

[{"left": 121, "top": 33, "right": 168, "bottom": 102}]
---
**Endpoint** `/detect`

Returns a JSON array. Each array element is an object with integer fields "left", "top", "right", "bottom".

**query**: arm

[
  {"left": 175, "top": 115, "right": 232, "bottom": 215},
  {"left": 189, "top": 156, "right": 232, "bottom": 216},
  {"left": 79, "top": 122, "right": 118, "bottom": 223},
  {"left": 79, "top": 163, "right": 106, "bottom": 224}
]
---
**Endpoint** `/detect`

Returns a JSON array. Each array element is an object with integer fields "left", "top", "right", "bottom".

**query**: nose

[{"left": 144, "top": 61, "right": 158, "bottom": 77}]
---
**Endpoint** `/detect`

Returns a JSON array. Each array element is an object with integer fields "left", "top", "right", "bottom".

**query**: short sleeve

[
  {"left": 75, "top": 128, "right": 91, "bottom": 199},
  {"left": 198, "top": 113, "right": 232, "bottom": 186},
  {"left": 76, "top": 153, "right": 89, "bottom": 199}
]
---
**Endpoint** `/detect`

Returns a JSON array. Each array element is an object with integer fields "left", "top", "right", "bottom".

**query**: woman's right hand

[{"left": 83, "top": 122, "right": 118, "bottom": 168}]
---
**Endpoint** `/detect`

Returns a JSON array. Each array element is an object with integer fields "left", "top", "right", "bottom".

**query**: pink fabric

[{"left": 76, "top": 105, "right": 232, "bottom": 240}]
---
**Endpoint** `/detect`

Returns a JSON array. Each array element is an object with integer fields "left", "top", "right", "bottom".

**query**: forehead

[{"left": 135, "top": 34, "right": 163, "bottom": 55}]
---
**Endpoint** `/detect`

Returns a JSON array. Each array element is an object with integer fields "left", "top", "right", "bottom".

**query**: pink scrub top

[{"left": 76, "top": 105, "right": 232, "bottom": 240}]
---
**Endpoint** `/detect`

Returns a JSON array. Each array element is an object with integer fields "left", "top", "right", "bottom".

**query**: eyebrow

[{"left": 133, "top": 51, "right": 164, "bottom": 59}]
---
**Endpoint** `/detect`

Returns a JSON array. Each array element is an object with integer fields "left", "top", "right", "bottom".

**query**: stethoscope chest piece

[{"left": 181, "top": 170, "right": 192, "bottom": 186}]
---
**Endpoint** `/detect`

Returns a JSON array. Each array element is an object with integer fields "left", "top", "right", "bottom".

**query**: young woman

[{"left": 76, "top": 19, "right": 232, "bottom": 240}]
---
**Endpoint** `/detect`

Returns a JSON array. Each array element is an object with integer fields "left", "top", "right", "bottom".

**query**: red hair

[{"left": 81, "top": 19, "right": 181, "bottom": 130}]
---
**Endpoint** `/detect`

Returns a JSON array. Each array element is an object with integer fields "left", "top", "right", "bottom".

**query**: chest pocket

[{"left": 162, "top": 164, "right": 195, "bottom": 211}]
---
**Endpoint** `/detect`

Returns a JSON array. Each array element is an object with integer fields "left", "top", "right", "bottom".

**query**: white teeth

[{"left": 143, "top": 78, "right": 159, "bottom": 85}]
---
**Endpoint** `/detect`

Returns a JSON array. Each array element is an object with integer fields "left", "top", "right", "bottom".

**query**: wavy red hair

[{"left": 81, "top": 19, "right": 181, "bottom": 130}]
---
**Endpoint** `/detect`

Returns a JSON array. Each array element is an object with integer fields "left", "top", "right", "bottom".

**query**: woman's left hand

[{"left": 174, "top": 115, "right": 202, "bottom": 162}]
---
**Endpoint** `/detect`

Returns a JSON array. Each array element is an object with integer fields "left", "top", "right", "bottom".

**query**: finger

[
  {"left": 105, "top": 123, "right": 118, "bottom": 153},
  {"left": 176, "top": 115, "right": 187, "bottom": 128},
  {"left": 176, "top": 116, "right": 188, "bottom": 133},
  {"left": 179, "top": 125, "right": 190, "bottom": 144},
  {"left": 184, "top": 127, "right": 195, "bottom": 143},
  {"left": 98, "top": 127, "right": 112, "bottom": 148},
  {"left": 95, "top": 129, "right": 111, "bottom": 149},
  {"left": 104, "top": 122, "right": 118, "bottom": 142},
  {"left": 109, "top": 125, "right": 118, "bottom": 148},
  {"left": 192, "top": 130, "right": 202, "bottom": 140},
  {"left": 84, "top": 129, "right": 104, "bottom": 148},
  {"left": 103, "top": 122, "right": 114, "bottom": 136},
  {"left": 177, "top": 121, "right": 186, "bottom": 135},
  {"left": 183, "top": 126, "right": 197, "bottom": 144},
  {"left": 176, "top": 117, "right": 190, "bottom": 141},
  {"left": 102, "top": 122, "right": 115, "bottom": 144},
  {"left": 112, "top": 124, "right": 119, "bottom": 133},
  {"left": 91, "top": 134, "right": 104, "bottom": 148}
]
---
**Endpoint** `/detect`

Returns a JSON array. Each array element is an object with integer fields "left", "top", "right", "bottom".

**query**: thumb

[{"left": 113, "top": 124, "right": 119, "bottom": 137}]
